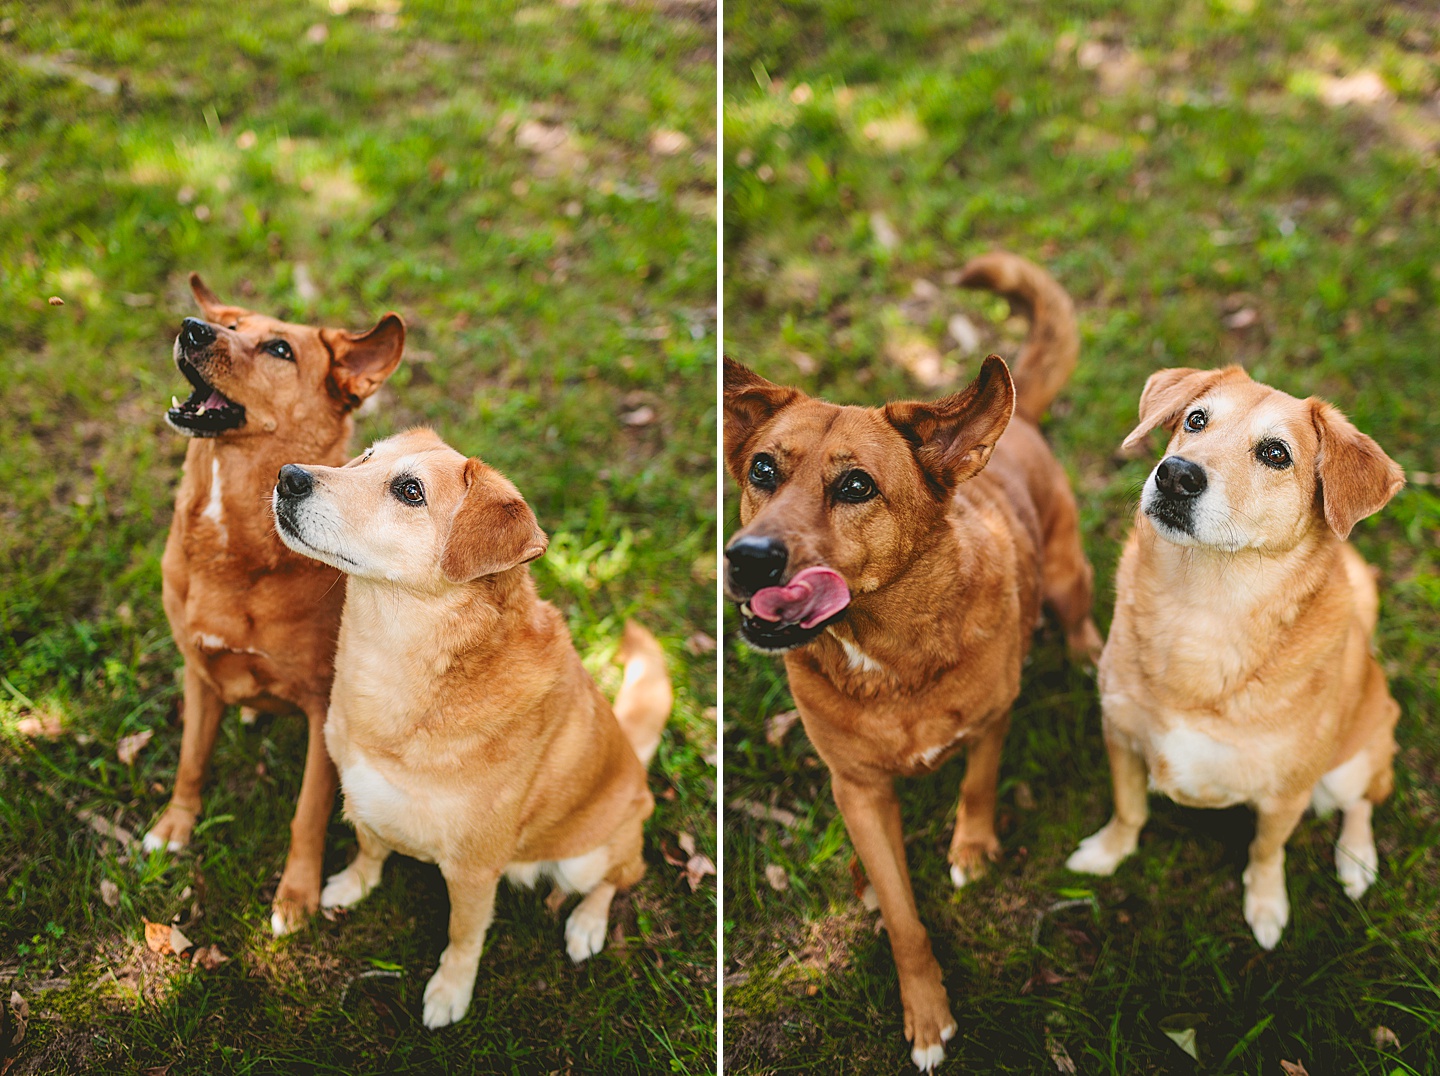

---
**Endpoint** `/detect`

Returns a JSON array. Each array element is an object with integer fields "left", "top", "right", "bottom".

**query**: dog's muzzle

[{"left": 1145, "top": 454, "right": 1206, "bottom": 534}]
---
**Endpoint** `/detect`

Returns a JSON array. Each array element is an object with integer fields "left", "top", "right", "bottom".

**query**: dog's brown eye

[
  {"left": 1184, "top": 409, "right": 1208, "bottom": 432},
  {"left": 391, "top": 476, "right": 426, "bottom": 505},
  {"left": 263, "top": 339, "right": 295, "bottom": 362},
  {"left": 749, "top": 454, "right": 778, "bottom": 491},
  {"left": 1257, "top": 440, "right": 1292, "bottom": 469},
  {"left": 836, "top": 470, "right": 878, "bottom": 504}
]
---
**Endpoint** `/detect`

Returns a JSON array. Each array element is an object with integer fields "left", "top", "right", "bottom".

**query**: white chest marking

[
  {"left": 915, "top": 728, "right": 969, "bottom": 770},
  {"left": 201, "top": 458, "right": 226, "bottom": 542},
  {"left": 341, "top": 756, "right": 436, "bottom": 861},
  {"left": 834, "top": 634, "right": 884, "bottom": 674},
  {"left": 1148, "top": 725, "right": 1245, "bottom": 806},
  {"left": 505, "top": 845, "right": 611, "bottom": 896}
]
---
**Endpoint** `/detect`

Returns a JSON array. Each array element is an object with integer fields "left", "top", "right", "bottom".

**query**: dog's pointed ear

[
  {"left": 885, "top": 354, "right": 1016, "bottom": 494},
  {"left": 724, "top": 356, "right": 801, "bottom": 482},
  {"left": 322, "top": 313, "right": 406, "bottom": 411},
  {"left": 1310, "top": 400, "right": 1404, "bottom": 540},
  {"left": 441, "top": 458, "right": 549, "bottom": 583},
  {"left": 189, "top": 272, "right": 245, "bottom": 323},
  {"left": 1121, "top": 366, "right": 1246, "bottom": 450}
]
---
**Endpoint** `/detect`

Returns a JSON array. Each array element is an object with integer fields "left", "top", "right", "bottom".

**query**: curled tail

[
  {"left": 958, "top": 251, "right": 1079, "bottom": 424},
  {"left": 614, "top": 620, "right": 672, "bottom": 767}
]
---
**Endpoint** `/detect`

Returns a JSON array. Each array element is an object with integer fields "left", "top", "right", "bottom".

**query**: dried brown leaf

[
  {"left": 117, "top": 728, "right": 153, "bottom": 765},
  {"left": 764, "top": 709, "right": 801, "bottom": 746},
  {"left": 190, "top": 944, "right": 228, "bottom": 970},
  {"left": 764, "top": 864, "right": 789, "bottom": 891},
  {"left": 99, "top": 878, "right": 120, "bottom": 908},
  {"left": 728, "top": 797, "right": 798, "bottom": 828},
  {"left": 683, "top": 854, "right": 715, "bottom": 892}
]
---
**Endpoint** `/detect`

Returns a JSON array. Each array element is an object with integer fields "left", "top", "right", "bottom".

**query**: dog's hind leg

[
  {"left": 271, "top": 700, "right": 338, "bottom": 936},
  {"left": 565, "top": 882, "right": 617, "bottom": 963},
  {"left": 144, "top": 661, "right": 224, "bottom": 853},
  {"left": 948, "top": 711, "right": 1009, "bottom": 888},
  {"left": 1041, "top": 482, "right": 1103, "bottom": 664}
]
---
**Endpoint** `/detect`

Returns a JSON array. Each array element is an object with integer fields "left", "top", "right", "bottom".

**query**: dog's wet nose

[
  {"left": 180, "top": 317, "right": 216, "bottom": 351},
  {"left": 277, "top": 464, "right": 314, "bottom": 500},
  {"left": 1155, "top": 456, "right": 1207, "bottom": 498},
  {"left": 725, "top": 535, "right": 788, "bottom": 596}
]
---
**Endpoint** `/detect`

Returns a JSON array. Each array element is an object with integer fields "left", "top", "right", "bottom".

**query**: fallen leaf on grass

[
  {"left": 683, "top": 854, "right": 715, "bottom": 892},
  {"left": 1222, "top": 307, "right": 1259, "bottom": 330},
  {"left": 117, "top": 728, "right": 153, "bottom": 765},
  {"left": 621, "top": 405, "right": 656, "bottom": 427},
  {"left": 99, "top": 879, "right": 120, "bottom": 908},
  {"left": 6, "top": 990, "right": 28, "bottom": 1046},
  {"left": 678, "top": 832, "right": 697, "bottom": 857},
  {"left": 1318, "top": 71, "right": 1391, "bottom": 108},
  {"left": 1159, "top": 1013, "right": 1205, "bottom": 1060},
  {"left": 1373, "top": 1026, "right": 1401, "bottom": 1050},
  {"left": 728, "top": 797, "right": 798, "bottom": 828},
  {"left": 869, "top": 211, "right": 899, "bottom": 252},
  {"left": 685, "top": 632, "right": 716, "bottom": 656},
  {"left": 75, "top": 808, "right": 135, "bottom": 848},
  {"left": 47, "top": 296, "right": 65, "bottom": 306},
  {"left": 1280, "top": 1062, "right": 1310, "bottom": 1076},
  {"left": 16, "top": 710, "right": 63, "bottom": 738},
  {"left": 189, "top": 944, "right": 228, "bottom": 970},
  {"left": 765, "top": 709, "right": 800, "bottom": 746},
  {"left": 143, "top": 920, "right": 193, "bottom": 957},
  {"left": 1045, "top": 1028, "right": 1077, "bottom": 1074},
  {"left": 649, "top": 129, "right": 691, "bottom": 156},
  {"left": 764, "top": 864, "right": 789, "bottom": 891}
]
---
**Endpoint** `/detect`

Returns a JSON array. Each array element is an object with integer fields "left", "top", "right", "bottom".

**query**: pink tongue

[
  {"left": 750, "top": 566, "right": 850, "bottom": 629},
  {"left": 203, "top": 390, "right": 227, "bottom": 409}
]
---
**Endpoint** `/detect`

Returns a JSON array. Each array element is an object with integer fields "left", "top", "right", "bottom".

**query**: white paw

[
  {"left": 141, "top": 831, "right": 184, "bottom": 854},
  {"left": 320, "top": 866, "right": 372, "bottom": 910},
  {"left": 949, "top": 864, "right": 972, "bottom": 889},
  {"left": 422, "top": 966, "right": 475, "bottom": 1029},
  {"left": 565, "top": 903, "right": 608, "bottom": 963},
  {"left": 1242, "top": 871, "right": 1289, "bottom": 950},
  {"left": 270, "top": 908, "right": 297, "bottom": 937},
  {"left": 1336, "top": 840, "right": 1378, "bottom": 901},
  {"left": 911, "top": 1023, "right": 954, "bottom": 1071},
  {"left": 1066, "top": 827, "right": 1131, "bottom": 876}
]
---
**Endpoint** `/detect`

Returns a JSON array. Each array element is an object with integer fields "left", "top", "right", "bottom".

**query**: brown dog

[
  {"left": 1067, "top": 366, "right": 1403, "bottom": 948},
  {"left": 271, "top": 428, "right": 672, "bottom": 1027},
  {"left": 145, "top": 275, "right": 404, "bottom": 935},
  {"left": 724, "top": 253, "right": 1101, "bottom": 1070}
]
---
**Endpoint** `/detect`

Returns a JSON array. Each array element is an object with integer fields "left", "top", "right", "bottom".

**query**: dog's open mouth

[
  {"left": 736, "top": 566, "right": 851, "bottom": 652},
  {"left": 166, "top": 356, "right": 246, "bottom": 436}
]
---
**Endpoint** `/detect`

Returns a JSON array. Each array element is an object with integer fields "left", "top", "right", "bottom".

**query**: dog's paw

[
  {"left": 901, "top": 970, "right": 955, "bottom": 1072},
  {"left": 564, "top": 901, "right": 609, "bottom": 963},
  {"left": 947, "top": 837, "right": 999, "bottom": 890},
  {"left": 239, "top": 706, "right": 259, "bottom": 726},
  {"left": 1066, "top": 822, "right": 1136, "bottom": 876},
  {"left": 270, "top": 873, "right": 321, "bottom": 937},
  {"left": 1242, "top": 866, "right": 1289, "bottom": 950},
  {"left": 321, "top": 864, "right": 378, "bottom": 911},
  {"left": 1336, "top": 839, "right": 1378, "bottom": 901},
  {"left": 142, "top": 804, "right": 197, "bottom": 855},
  {"left": 422, "top": 965, "right": 476, "bottom": 1029}
]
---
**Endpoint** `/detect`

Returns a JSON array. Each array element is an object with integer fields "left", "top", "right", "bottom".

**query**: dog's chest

[
  {"left": 1139, "top": 723, "right": 1256, "bottom": 808},
  {"left": 336, "top": 751, "right": 453, "bottom": 863}
]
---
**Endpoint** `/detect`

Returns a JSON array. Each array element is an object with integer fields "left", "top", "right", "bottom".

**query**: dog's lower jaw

[{"left": 735, "top": 604, "right": 836, "bottom": 653}]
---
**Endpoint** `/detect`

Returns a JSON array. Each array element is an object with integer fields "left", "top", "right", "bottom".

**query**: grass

[
  {"left": 722, "top": 2, "right": 1440, "bottom": 1073},
  {"left": 0, "top": 1, "right": 716, "bottom": 1073}
]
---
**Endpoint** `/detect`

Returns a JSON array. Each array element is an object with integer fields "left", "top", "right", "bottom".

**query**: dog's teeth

[
  {"left": 741, "top": 603, "right": 753, "bottom": 617},
  {"left": 172, "top": 396, "right": 180, "bottom": 409}
]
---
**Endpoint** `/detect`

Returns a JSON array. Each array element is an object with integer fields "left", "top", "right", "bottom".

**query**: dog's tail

[
  {"left": 957, "top": 251, "right": 1079, "bottom": 424},
  {"left": 613, "top": 620, "right": 672, "bottom": 767}
]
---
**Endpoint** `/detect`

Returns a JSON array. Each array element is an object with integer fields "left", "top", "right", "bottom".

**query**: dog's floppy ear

[
  {"left": 189, "top": 272, "right": 245, "bottom": 324},
  {"left": 1310, "top": 400, "right": 1404, "bottom": 540},
  {"left": 1121, "top": 366, "right": 1246, "bottom": 451},
  {"left": 724, "top": 356, "right": 801, "bottom": 482},
  {"left": 441, "top": 458, "right": 548, "bottom": 583},
  {"left": 323, "top": 313, "right": 406, "bottom": 410},
  {"left": 885, "top": 354, "right": 1016, "bottom": 495}
]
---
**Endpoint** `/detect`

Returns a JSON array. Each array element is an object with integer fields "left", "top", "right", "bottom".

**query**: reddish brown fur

[
  {"left": 724, "top": 252, "right": 1100, "bottom": 1066},
  {"left": 148, "top": 275, "right": 403, "bottom": 935}
]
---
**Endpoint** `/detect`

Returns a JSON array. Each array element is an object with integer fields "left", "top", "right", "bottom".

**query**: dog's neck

[
  {"left": 1129, "top": 515, "right": 1338, "bottom": 702},
  {"left": 807, "top": 518, "right": 997, "bottom": 694},
  {"left": 337, "top": 567, "right": 544, "bottom": 735}
]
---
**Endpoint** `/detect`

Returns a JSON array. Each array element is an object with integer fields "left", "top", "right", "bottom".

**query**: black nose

[
  {"left": 1154, "top": 456, "right": 1207, "bottom": 498},
  {"left": 180, "top": 317, "right": 216, "bottom": 351},
  {"left": 277, "top": 464, "right": 313, "bottom": 500},
  {"left": 725, "top": 535, "right": 788, "bottom": 596}
]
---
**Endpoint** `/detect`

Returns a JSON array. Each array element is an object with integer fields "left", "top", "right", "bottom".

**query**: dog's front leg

[
  {"left": 948, "top": 711, "right": 1010, "bottom": 887},
  {"left": 1243, "top": 793, "right": 1308, "bottom": 949},
  {"left": 832, "top": 773, "right": 955, "bottom": 1071},
  {"left": 1067, "top": 730, "right": 1149, "bottom": 875},
  {"left": 271, "top": 700, "right": 338, "bottom": 935},
  {"left": 144, "top": 660, "right": 223, "bottom": 853},
  {"left": 423, "top": 862, "right": 501, "bottom": 1029}
]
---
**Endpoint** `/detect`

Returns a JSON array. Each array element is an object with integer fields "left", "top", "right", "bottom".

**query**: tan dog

[
  {"left": 1068, "top": 366, "right": 1404, "bottom": 948},
  {"left": 724, "top": 253, "right": 1101, "bottom": 1070},
  {"left": 146, "top": 275, "right": 404, "bottom": 935},
  {"left": 270, "top": 428, "right": 672, "bottom": 1028}
]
